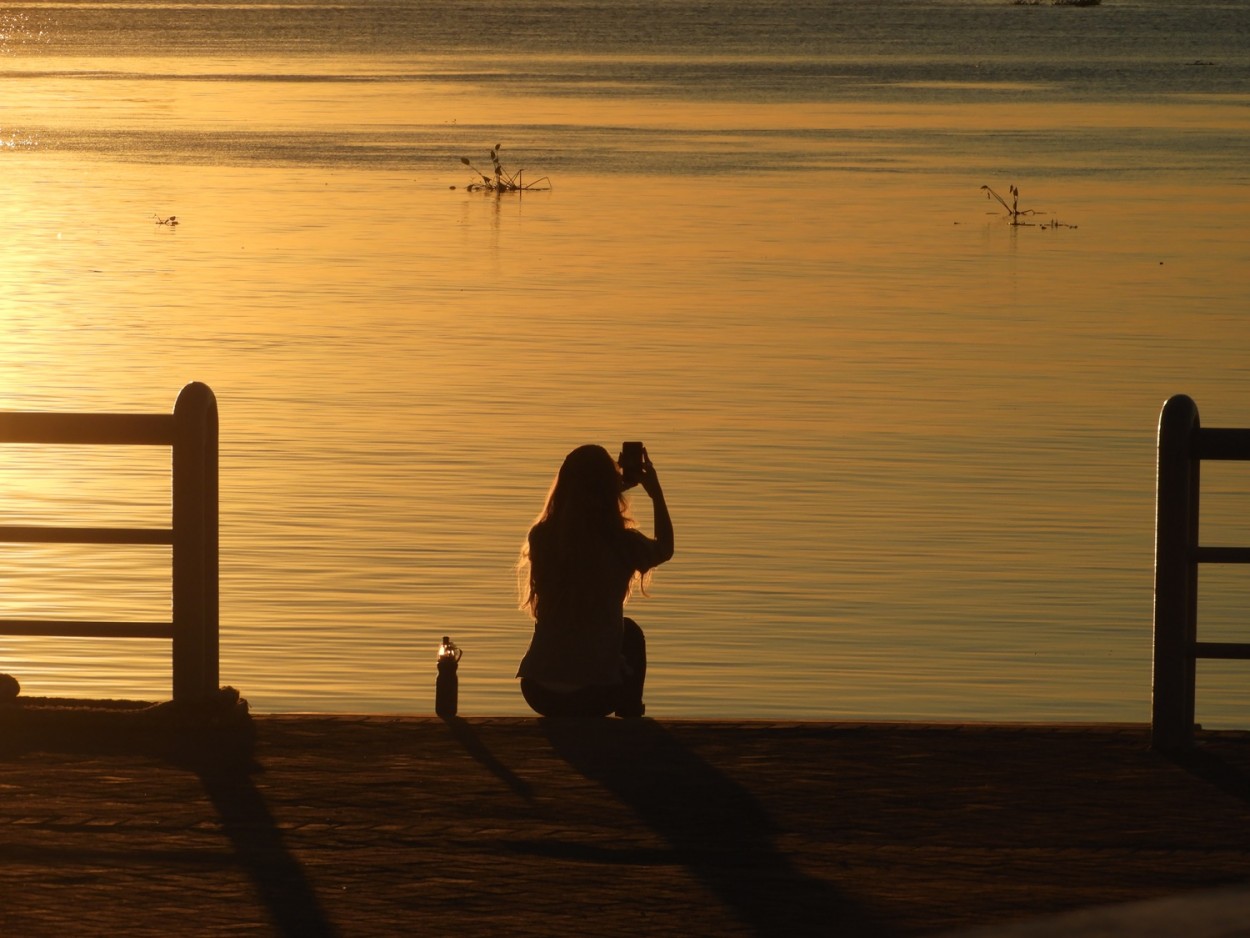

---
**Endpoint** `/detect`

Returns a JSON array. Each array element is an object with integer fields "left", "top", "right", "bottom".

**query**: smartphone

[{"left": 619, "top": 441, "right": 644, "bottom": 487}]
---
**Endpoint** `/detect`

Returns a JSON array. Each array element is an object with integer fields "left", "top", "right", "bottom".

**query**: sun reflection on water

[{"left": 1, "top": 0, "right": 1248, "bottom": 721}]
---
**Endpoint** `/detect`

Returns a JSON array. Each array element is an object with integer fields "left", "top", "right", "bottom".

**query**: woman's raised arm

[{"left": 639, "top": 451, "right": 674, "bottom": 564}]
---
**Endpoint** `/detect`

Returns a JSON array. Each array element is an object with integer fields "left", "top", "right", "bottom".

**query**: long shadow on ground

[
  {"left": 0, "top": 702, "right": 338, "bottom": 938},
  {"left": 168, "top": 728, "right": 340, "bottom": 938},
  {"left": 539, "top": 718, "right": 890, "bottom": 938},
  {"left": 1165, "top": 737, "right": 1250, "bottom": 806},
  {"left": 442, "top": 715, "right": 536, "bottom": 801}
]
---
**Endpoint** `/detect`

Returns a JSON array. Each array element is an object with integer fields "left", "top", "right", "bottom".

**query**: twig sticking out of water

[
  {"left": 153, "top": 214, "right": 179, "bottom": 226},
  {"left": 982, "top": 184, "right": 1020, "bottom": 217},
  {"left": 980, "top": 184, "right": 1042, "bottom": 225},
  {"left": 457, "top": 144, "right": 550, "bottom": 194},
  {"left": 979, "top": 185, "right": 1077, "bottom": 229}
]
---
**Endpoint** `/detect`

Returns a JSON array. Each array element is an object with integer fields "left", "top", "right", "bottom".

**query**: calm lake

[{"left": 2, "top": 0, "right": 1249, "bottom": 723}]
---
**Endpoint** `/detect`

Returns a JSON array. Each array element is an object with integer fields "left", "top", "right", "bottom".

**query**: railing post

[
  {"left": 172, "top": 382, "right": 219, "bottom": 704},
  {"left": 1152, "top": 394, "right": 1200, "bottom": 751}
]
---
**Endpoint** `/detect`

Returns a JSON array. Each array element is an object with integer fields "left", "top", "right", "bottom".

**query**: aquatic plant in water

[
  {"left": 980, "top": 184, "right": 1031, "bottom": 221},
  {"left": 979, "top": 184, "right": 1077, "bottom": 229},
  {"left": 456, "top": 144, "right": 550, "bottom": 194}
]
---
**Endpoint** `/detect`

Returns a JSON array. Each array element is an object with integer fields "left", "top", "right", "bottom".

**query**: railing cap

[
  {"left": 1158, "top": 394, "right": 1200, "bottom": 443},
  {"left": 174, "top": 381, "right": 217, "bottom": 417}
]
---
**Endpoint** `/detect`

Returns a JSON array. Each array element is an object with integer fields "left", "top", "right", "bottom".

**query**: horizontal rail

[
  {"left": 0, "top": 382, "right": 219, "bottom": 704},
  {"left": 0, "top": 620, "right": 175, "bottom": 639},
  {"left": 1197, "top": 428, "right": 1250, "bottom": 461},
  {"left": 0, "top": 525, "right": 174, "bottom": 545},
  {"left": 1195, "top": 546, "right": 1250, "bottom": 564},
  {"left": 1194, "top": 641, "right": 1250, "bottom": 661},
  {"left": 0, "top": 412, "right": 175, "bottom": 446}
]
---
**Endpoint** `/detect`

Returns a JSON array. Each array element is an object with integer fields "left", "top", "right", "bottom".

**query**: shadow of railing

[
  {"left": 0, "top": 710, "right": 337, "bottom": 938},
  {"left": 539, "top": 719, "right": 889, "bottom": 938},
  {"left": 1164, "top": 742, "right": 1250, "bottom": 807},
  {"left": 173, "top": 735, "right": 339, "bottom": 937}
]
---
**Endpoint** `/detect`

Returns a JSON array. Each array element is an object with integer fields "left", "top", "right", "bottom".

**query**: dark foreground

[{"left": 2, "top": 709, "right": 1250, "bottom": 937}]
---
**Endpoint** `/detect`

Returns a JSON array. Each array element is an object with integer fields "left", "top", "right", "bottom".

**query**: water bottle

[{"left": 435, "top": 636, "right": 462, "bottom": 717}]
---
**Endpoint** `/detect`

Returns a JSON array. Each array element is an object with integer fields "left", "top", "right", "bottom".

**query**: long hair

[{"left": 518, "top": 444, "right": 639, "bottom": 618}]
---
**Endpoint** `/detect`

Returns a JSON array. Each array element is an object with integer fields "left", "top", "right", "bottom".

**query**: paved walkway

[{"left": 2, "top": 705, "right": 1250, "bottom": 937}]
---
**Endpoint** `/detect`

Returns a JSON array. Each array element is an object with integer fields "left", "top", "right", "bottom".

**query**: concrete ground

[{"left": 2, "top": 706, "right": 1249, "bottom": 937}]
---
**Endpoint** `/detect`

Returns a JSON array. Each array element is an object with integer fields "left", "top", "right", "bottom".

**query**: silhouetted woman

[{"left": 517, "top": 444, "right": 674, "bottom": 718}]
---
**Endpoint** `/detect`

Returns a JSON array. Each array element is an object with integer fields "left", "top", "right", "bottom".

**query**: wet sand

[{"left": 2, "top": 708, "right": 1249, "bottom": 936}]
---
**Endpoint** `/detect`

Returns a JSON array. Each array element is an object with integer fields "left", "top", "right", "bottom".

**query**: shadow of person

[{"left": 539, "top": 719, "right": 888, "bottom": 938}]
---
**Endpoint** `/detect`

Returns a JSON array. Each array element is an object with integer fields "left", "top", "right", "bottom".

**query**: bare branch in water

[
  {"left": 978, "top": 184, "right": 1065, "bottom": 227},
  {"left": 455, "top": 145, "right": 551, "bottom": 195}
]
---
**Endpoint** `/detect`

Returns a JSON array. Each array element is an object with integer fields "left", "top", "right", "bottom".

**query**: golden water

[{"left": 1, "top": 0, "right": 1249, "bottom": 722}]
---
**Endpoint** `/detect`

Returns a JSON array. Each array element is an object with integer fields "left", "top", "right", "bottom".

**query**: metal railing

[
  {"left": 0, "top": 382, "right": 219, "bottom": 704},
  {"left": 1152, "top": 393, "right": 1250, "bottom": 750}
]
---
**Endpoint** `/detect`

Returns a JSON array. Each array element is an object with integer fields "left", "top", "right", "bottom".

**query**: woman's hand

[{"left": 638, "top": 448, "right": 662, "bottom": 498}]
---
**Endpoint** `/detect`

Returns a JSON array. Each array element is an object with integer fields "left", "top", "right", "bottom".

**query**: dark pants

[{"left": 521, "top": 617, "right": 647, "bottom": 718}]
